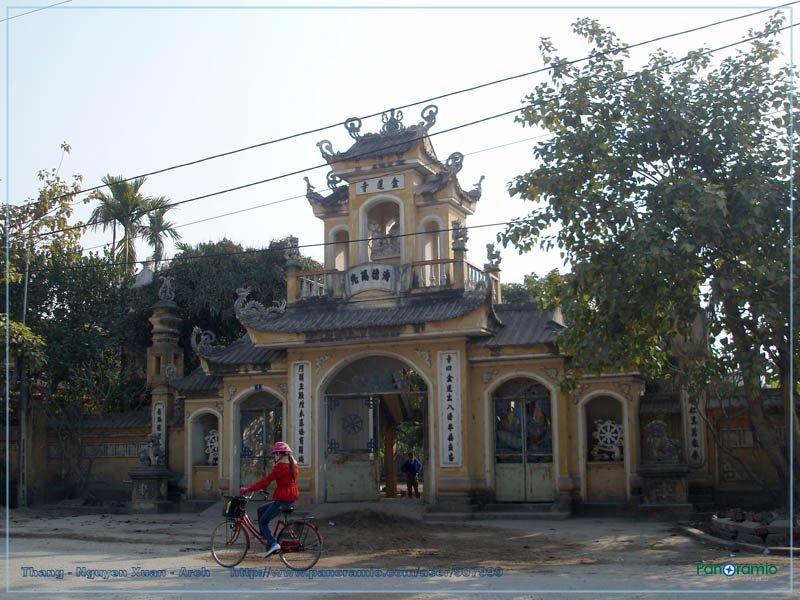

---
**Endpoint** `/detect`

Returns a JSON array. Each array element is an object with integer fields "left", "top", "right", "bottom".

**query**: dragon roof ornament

[
  {"left": 234, "top": 287, "right": 287, "bottom": 328},
  {"left": 191, "top": 326, "right": 217, "bottom": 358}
]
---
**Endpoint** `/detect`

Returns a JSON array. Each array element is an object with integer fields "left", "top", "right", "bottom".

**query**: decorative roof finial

[
  {"left": 485, "top": 243, "right": 502, "bottom": 271},
  {"left": 326, "top": 171, "right": 343, "bottom": 191},
  {"left": 452, "top": 220, "right": 468, "bottom": 252},
  {"left": 446, "top": 152, "right": 464, "bottom": 175},
  {"left": 467, "top": 175, "right": 485, "bottom": 202},
  {"left": 317, "top": 139, "right": 335, "bottom": 159},
  {"left": 380, "top": 108, "right": 405, "bottom": 134},
  {"left": 421, "top": 104, "right": 438, "bottom": 131},
  {"left": 158, "top": 276, "right": 175, "bottom": 301},
  {"left": 344, "top": 117, "right": 362, "bottom": 140}
]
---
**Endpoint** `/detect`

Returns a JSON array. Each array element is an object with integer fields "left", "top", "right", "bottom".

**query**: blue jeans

[{"left": 257, "top": 501, "right": 292, "bottom": 545}]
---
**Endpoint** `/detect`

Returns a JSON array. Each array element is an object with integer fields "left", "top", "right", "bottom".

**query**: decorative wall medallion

[
  {"left": 228, "top": 386, "right": 237, "bottom": 401},
  {"left": 204, "top": 429, "right": 219, "bottom": 465},
  {"left": 315, "top": 354, "right": 332, "bottom": 373},
  {"left": 481, "top": 370, "right": 499, "bottom": 385},
  {"left": 590, "top": 419, "right": 624, "bottom": 461},
  {"left": 415, "top": 350, "right": 432, "bottom": 368},
  {"left": 278, "top": 383, "right": 288, "bottom": 396},
  {"left": 545, "top": 368, "right": 558, "bottom": 381}
]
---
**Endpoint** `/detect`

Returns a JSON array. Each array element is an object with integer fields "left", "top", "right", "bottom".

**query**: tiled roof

[
  {"left": 170, "top": 369, "right": 222, "bottom": 393},
  {"left": 415, "top": 172, "right": 453, "bottom": 195},
  {"left": 471, "top": 303, "right": 564, "bottom": 348},
  {"left": 47, "top": 411, "right": 151, "bottom": 429},
  {"left": 337, "top": 125, "right": 425, "bottom": 161},
  {"left": 308, "top": 184, "right": 349, "bottom": 209},
  {"left": 245, "top": 292, "right": 487, "bottom": 333},
  {"left": 203, "top": 334, "right": 286, "bottom": 368},
  {"left": 706, "top": 388, "right": 784, "bottom": 409}
]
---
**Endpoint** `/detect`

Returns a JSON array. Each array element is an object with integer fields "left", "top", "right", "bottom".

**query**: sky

[{"left": 2, "top": 0, "right": 796, "bottom": 285}]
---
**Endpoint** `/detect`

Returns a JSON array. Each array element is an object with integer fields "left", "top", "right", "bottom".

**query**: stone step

[
  {"left": 482, "top": 503, "right": 554, "bottom": 513},
  {"left": 422, "top": 510, "right": 570, "bottom": 521}
]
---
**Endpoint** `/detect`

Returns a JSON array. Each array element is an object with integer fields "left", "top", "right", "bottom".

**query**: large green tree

[
  {"left": 122, "top": 238, "right": 317, "bottom": 372},
  {"left": 502, "top": 16, "right": 799, "bottom": 495}
]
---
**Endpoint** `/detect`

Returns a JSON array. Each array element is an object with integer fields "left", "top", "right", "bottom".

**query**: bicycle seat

[{"left": 279, "top": 506, "right": 295, "bottom": 514}]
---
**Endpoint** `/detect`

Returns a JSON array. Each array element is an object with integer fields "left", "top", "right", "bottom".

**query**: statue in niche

[
  {"left": 370, "top": 222, "right": 401, "bottom": 260},
  {"left": 645, "top": 420, "right": 681, "bottom": 463}
]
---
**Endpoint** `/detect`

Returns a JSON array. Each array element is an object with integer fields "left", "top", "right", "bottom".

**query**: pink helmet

[{"left": 271, "top": 441, "right": 293, "bottom": 455}]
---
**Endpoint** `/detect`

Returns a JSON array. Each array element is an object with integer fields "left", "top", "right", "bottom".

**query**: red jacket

[{"left": 244, "top": 462, "right": 299, "bottom": 502}]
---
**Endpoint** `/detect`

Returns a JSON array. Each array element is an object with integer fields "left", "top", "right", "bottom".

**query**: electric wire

[
  {"left": 26, "top": 218, "right": 518, "bottom": 276},
  {"left": 27, "top": 20, "right": 800, "bottom": 243},
  {"left": 0, "top": 0, "right": 71, "bottom": 23},
  {"left": 28, "top": 0, "right": 800, "bottom": 209},
  {"left": 79, "top": 132, "right": 551, "bottom": 254}
]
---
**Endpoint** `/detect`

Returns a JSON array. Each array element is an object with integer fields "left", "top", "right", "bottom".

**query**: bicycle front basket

[{"left": 223, "top": 497, "right": 245, "bottom": 518}]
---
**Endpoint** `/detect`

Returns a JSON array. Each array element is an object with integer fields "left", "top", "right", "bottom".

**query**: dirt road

[{"left": 3, "top": 501, "right": 796, "bottom": 599}]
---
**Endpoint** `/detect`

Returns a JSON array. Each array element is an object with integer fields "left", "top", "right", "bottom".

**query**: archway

[
  {"left": 323, "top": 356, "right": 428, "bottom": 502},
  {"left": 238, "top": 392, "right": 284, "bottom": 488},
  {"left": 582, "top": 394, "right": 627, "bottom": 502},
  {"left": 493, "top": 377, "right": 554, "bottom": 502}
]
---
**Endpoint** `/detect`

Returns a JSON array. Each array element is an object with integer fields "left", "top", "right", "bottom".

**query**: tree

[
  {"left": 86, "top": 175, "right": 151, "bottom": 275},
  {"left": 2, "top": 144, "right": 85, "bottom": 504},
  {"left": 501, "top": 16, "right": 799, "bottom": 497},
  {"left": 139, "top": 196, "right": 181, "bottom": 270},
  {"left": 501, "top": 270, "right": 565, "bottom": 305},
  {"left": 121, "top": 237, "right": 317, "bottom": 372}
]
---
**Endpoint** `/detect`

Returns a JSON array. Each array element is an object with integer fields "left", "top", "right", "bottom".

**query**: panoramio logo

[{"left": 696, "top": 562, "right": 779, "bottom": 577}]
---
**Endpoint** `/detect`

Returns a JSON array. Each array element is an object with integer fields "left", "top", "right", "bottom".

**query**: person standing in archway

[{"left": 401, "top": 451, "right": 423, "bottom": 499}]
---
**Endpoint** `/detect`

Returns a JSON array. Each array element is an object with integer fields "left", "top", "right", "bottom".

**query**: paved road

[{"left": 2, "top": 506, "right": 796, "bottom": 599}]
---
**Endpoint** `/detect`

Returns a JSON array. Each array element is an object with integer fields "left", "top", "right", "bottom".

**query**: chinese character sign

[
  {"left": 437, "top": 351, "right": 462, "bottom": 467},
  {"left": 152, "top": 402, "right": 165, "bottom": 450},
  {"left": 292, "top": 362, "right": 312, "bottom": 467},
  {"left": 346, "top": 263, "right": 395, "bottom": 296},
  {"left": 683, "top": 395, "right": 705, "bottom": 468},
  {"left": 355, "top": 174, "right": 405, "bottom": 195}
]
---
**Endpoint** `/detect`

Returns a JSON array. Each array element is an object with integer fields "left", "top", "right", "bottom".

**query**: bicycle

[{"left": 211, "top": 494, "right": 323, "bottom": 570}]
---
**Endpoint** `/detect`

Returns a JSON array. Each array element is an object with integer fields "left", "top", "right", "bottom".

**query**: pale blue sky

[{"left": 3, "top": 0, "right": 795, "bottom": 283}]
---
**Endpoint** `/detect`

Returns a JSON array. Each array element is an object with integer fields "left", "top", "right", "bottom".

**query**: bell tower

[{"left": 295, "top": 105, "right": 489, "bottom": 303}]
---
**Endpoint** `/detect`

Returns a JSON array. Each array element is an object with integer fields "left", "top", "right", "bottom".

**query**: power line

[
  {"left": 28, "top": 218, "right": 517, "bottom": 275},
  {"left": 79, "top": 132, "right": 550, "bottom": 253},
  {"left": 0, "top": 0, "right": 71, "bottom": 24},
  {"left": 29, "top": 19, "right": 800, "bottom": 243},
  {"left": 34, "top": 1, "right": 800, "bottom": 207}
]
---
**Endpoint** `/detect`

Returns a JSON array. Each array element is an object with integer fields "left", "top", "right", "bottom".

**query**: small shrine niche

[
  {"left": 191, "top": 412, "right": 220, "bottom": 466},
  {"left": 586, "top": 396, "right": 624, "bottom": 462},
  {"left": 367, "top": 201, "right": 401, "bottom": 262}
]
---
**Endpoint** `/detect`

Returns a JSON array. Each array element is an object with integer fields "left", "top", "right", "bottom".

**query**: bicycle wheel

[
  {"left": 211, "top": 519, "right": 249, "bottom": 567},
  {"left": 278, "top": 520, "right": 323, "bottom": 570}
]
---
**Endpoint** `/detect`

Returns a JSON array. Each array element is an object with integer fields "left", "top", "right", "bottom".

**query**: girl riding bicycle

[{"left": 240, "top": 441, "right": 299, "bottom": 558}]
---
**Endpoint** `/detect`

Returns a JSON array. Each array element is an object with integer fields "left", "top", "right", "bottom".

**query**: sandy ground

[{"left": 3, "top": 499, "right": 797, "bottom": 600}]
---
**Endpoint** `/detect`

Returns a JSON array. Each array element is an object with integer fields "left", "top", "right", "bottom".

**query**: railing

[
  {"left": 291, "top": 259, "right": 492, "bottom": 300},
  {"left": 466, "top": 262, "right": 484, "bottom": 288},
  {"left": 295, "top": 269, "right": 342, "bottom": 300},
  {"left": 412, "top": 259, "right": 453, "bottom": 289}
]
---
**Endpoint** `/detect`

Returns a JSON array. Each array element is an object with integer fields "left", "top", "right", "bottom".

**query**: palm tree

[
  {"left": 87, "top": 175, "right": 151, "bottom": 275},
  {"left": 139, "top": 197, "right": 181, "bottom": 271}
]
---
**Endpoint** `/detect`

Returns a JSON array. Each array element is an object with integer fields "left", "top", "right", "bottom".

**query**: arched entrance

[
  {"left": 582, "top": 394, "right": 627, "bottom": 502},
  {"left": 323, "top": 356, "right": 428, "bottom": 502},
  {"left": 239, "top": 392, "right": 283, "bottom": 488},
  {"left": 493, "top": 378, "right": 554, "bottom": 502}
]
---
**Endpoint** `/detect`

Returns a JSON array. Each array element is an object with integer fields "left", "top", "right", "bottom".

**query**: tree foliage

[
  {"left": 122, "top": 237, "right": 317, "bottom": 371},
  {"left": 501, "top": 16, "right": 799, "bottom": 490},
  {"left": 501, "top": 270, "right": 565, "bottom": 306}
]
